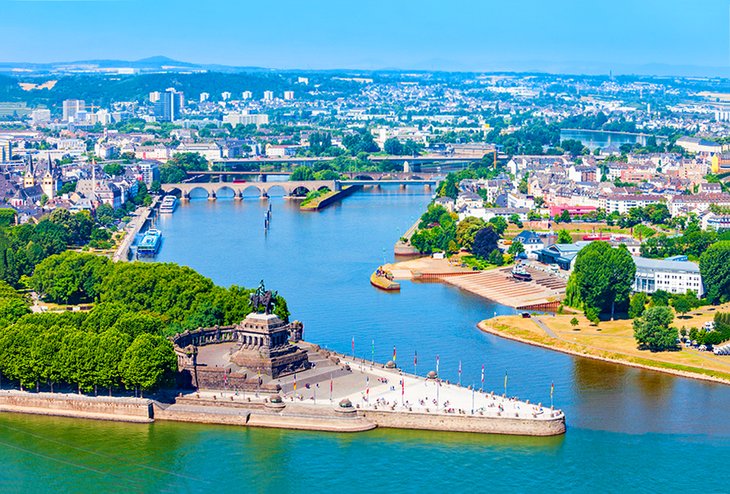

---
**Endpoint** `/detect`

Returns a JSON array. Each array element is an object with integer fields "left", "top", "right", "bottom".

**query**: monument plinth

[{"left": 230, "top": 312, "right": 310, "bottom": 378}]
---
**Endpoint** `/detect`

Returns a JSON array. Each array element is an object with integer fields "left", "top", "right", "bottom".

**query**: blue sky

[{"left": 3, "top": 0, "right": 729, "bottom": 74}]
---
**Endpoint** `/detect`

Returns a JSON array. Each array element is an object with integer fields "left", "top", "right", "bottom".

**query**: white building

[
  {"left": 222, "top": 112, "right": 269, "bottom": 127},
  {"left": 263, "top": 91, "right": 274, "bottom": 101},
  {"left": 633, "top": 256, "right": 704, "bottom": 296},
  {"left": 283, "top": 91, "right": 294, "bottom": 101},
  {"left": 221, "top": 92, "right": 232, "bottom": 101},
  {"left": 62, "top": 99, "right": 85, "bottom": 122},
  {"left": 241, "top": 91, "right": 252, "bottom": 100},
  {"left": 200, "top": 92, "right": 210, "bottom": 103},
  {"left": 605, "top": 194, "right": 665, "bottom": 215},
  {"left": 149, "top": 91, "right": 161, "bottom": 103},
  {"left": 30, "top": 109, "right": 51, "bottom": 126}
]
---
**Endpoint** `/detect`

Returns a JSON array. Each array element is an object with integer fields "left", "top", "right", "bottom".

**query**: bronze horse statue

[{"left": 250, "top": 280, "right": 276, "bottom": 314}]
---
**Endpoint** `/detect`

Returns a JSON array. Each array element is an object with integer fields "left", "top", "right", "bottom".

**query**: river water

[{"left": 2, "top": 186, "right": 729, "bottom": 493}]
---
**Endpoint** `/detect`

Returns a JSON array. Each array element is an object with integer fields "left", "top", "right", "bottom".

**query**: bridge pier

[
  {"left": 208, "top": 192, "right": 216, "bottom": 201},
  {"left": 400, "top": 184, "right": 406, "bottom": 190},
  {"left": 424, "top": 184, "right": 431, "bottom": 191},
  {"left": 182, "top": 192, "right": 190, "bottom": 202},
  {"left": 234, "top": 191, "right": 242, "bottom": 201},
  {"left": 261, "top": 192, "right": 269, "bottom": 200}
]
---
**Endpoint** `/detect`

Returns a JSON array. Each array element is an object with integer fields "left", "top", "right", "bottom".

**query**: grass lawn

[{"left": 482, "top": 302, "right": 730, "bottom": 382}]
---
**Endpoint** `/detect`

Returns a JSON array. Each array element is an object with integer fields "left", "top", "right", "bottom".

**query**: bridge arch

[
  {"left": 353, "top": 174, "right": 374, "bottom": 181},
  {"left": 241, "top": 185, "right": 262, "bottom": 198},
  {"left": 267, "top": 185, "right": 287, "bottom": 197},
  {"left": 187, "top": 186, "right": 211, "bottom": 199},
  {"left": 290, "top": 186, "right": 310, "bottom": 197},
  {"left": 215, "top": 185, "right": 236, "bottom": 199}
]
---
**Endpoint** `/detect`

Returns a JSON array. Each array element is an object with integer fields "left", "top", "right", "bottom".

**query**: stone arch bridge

[{"left": 161, "top": 180, "right": 337, "bottom": 200}]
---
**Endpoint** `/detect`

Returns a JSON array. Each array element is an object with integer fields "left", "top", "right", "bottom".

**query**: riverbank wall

[
  {"left": 360, "top": 409, "right": 565, "bottom": 436},
  {"left": 300, "top": 185, "right": 362, "bottom": 211},
  {"left": 0, "top": 391, "right": 153, "bottom": 423},
  {"left": 394, "top": 219, "right": 421, "bottom": 256},
  {"left": 112, "top": 197, "right": 158, "bottom": 262}
]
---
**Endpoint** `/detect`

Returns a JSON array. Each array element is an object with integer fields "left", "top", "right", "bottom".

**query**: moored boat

[
  {"left": 160, "top": 195, "right": 178, "bottom": 214},
  {"left": 137, "top": 229, "right": 162, "bottom": 256},
  {"left": 511, "top": 263, "right": 532, "bottom": 282}
]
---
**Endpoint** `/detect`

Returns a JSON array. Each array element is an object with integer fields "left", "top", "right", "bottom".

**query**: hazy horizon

[{"left": 4, "top": 0, "right": 730, "bottom": 77}]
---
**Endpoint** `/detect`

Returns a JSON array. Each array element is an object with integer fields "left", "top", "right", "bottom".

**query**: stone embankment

[
  {"left": 0, "top": 391, "right": 153, "bottom": 423},
  {"left": 112, "top": 197, "right": 158, "bottom": 262},
  {"left": 393, "top": 220, "right": 421, "bottom": 257},
  {"left": 299, "top": 185, "right": 361, "bottom": 211}
]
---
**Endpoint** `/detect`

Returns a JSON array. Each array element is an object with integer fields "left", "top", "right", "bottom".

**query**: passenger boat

[
  {"left": 511, "top": 263, "right": 532, "bottom": 282},
  {"left": 159, "top": 195, "right": 177, "bottom": 214},
  {"left": 137, "top": 229, "right": 162, "bottom": 256}
]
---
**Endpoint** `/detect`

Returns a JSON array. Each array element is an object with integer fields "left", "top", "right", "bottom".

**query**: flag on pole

[
  {"left": 366, "top": 376, "right": 370, "bottom": 398},
  {"left": 481, "top": 364, "right": 485, "bottom": 391},
  {"left": 414, "top": 351, "right": 418, "bottom": 366},
  {"left": 458, "top": 360, "right": 462, "bottom": 385},
  {"left": 293, "top": 373, "right": 297, "bottom": 392},
  {"left": 393, "top": 346, "right": 397, "bottom": 362},
  {"left": 351, "top": 336, "right": 355, "bottom": 357},
  {"left": 436, "top": 355, "right": 440, "bottom": 375},
  {"left": 401, "top": 378, "right": 405, "bottom": 396},
  {"left": 504, "top": 371, "right": 508, "bottom": 395},
  {"left": 329, "top": 374, "right": 333, "bottom": 400},
  {"left": 371, "top": 339, "right": 375, "bottom": 362}
]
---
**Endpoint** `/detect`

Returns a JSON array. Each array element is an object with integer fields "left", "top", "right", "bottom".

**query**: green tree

[
  {"left": 487, "top": 216, "right": 508, "bottom": 236},
  {"left": 671, "top": 291, "right": 699, "bottom": 317},
  {"left": 472, "top": 226, "right": 500, "bottom": 259},
  {"left": 570, "top": 317, "right": 579, "bottom": 330},
  {"left": 383, "top": 138, "right": 405, "bottom": 155},
  {"left": 30, "top": 252, "right": 111, "bottom": 304},
  {"left": 95, "top": 329, "right": 132, "bottom": 395},
  {"left": 650, "top": 289, "right": 671, "bottom": 307},
  {"left": 557, "top": 229, "right": 572, "bottom": 244},
  {"left": 119, "top": 333, "right": 177, "bottom": 394},
  {"left": 568, "top": 242, "right": 636, "bottom": 319},
  {"left": 103, "top": 163, "right": 125, "bottom": 176},
  {"left": 488, "top": 248, "right": 504, "bottom": 266},
  {"left": 507, "top": 240, "right": 525, "bottom": 256},
  {"left": 555, "top": 209, "right": 572, "bottom": 223},
  {"left": 290, "top": 166, "right": 315, "bottom": 181},
  {"left": 455, "top": 217, "right": 486, "bottom": 251},
  {"left": 633, "top": 306, "right": 677, "bottom": 351},
  {"left": 628, "top": 292, "right": 648, "bottom": 319},
  {"left": 700, "top": 241, "right": 730, "bottom": 304}
]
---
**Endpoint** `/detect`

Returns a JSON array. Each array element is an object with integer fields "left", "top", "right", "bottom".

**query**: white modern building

[
  {"left": 222, "top": 112, "right": 269, "bottom": 127},
  {"left": 633, "top": 256, "right": 704, "bottom": 296},
  {"left": 263, "top": 91, "right": 274, "bottom": 101},
  {"left": 283, "top": 91, "right": 294, "bottom": 100}
]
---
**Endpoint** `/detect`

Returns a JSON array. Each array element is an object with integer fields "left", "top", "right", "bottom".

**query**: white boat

[{"left": 160, "top": 195, "right": 177, "bottom": 214}]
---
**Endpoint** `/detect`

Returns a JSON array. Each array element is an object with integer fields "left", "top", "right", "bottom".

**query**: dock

[{"left": 112, "top": 196, "right": 158, "bottom": 262}]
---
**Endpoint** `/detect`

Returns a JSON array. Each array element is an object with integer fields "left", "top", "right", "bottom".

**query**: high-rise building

[
  {"left": 297, "top": 77, "right": 309, "bottom": 85},
  {"left": 149, "top": 91, "right": 162, "bottom": 103},
  {"left": 283, "top": 91, "right": 294, "bottom": 101},
  {"left": 30, "top": 109, "right": 51, "bottom": 126},
  {"left": 221, "top": 91, "right": 232, "bottom": 101},
  {"left": 62, "top": 99, "right": 85, "bottom": 122},
  {"left": 263, "top": 91, "right": 274, "bottom": 101},
  {"left": 153, "top": 88, "right": 184, "bottom": 122},
  {"left": 241, "top": 91, "right": 253, "bottom": 100},
  {"left": 200, "top": 92, "right": 210, "bottom": 103}
]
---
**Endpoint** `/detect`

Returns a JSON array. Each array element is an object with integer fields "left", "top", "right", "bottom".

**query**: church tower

[
  {"left": 23, "top": 155, "right": 35, "bottom": 189},
  {"left": 41, "top": 154, "right": 57, "bottom": 199}
]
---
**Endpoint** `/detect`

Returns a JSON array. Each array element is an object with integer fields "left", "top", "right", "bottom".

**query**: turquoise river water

[{"left": 1, "top": 186, "right": 729, "bottom": 493}]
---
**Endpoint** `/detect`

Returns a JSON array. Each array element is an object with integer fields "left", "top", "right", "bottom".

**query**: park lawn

[{"left": 484, "top": 301, "right": 730, "bottom": 382}]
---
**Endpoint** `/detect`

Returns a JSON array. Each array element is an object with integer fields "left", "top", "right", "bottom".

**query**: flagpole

[
  {"left": 371, "top": 339, "right": 375, "bottom": 365},
  {"left": 471, "top": 383, "right": 475, "bottom": 414},
  {"left": 329, "top": 373, "right": 333, "bottom": 403},
  {"left": 414, "top": 351, "right": 418, "bottom": 376},
  {"left": 504, "top": 371, "right": 508, "bottom": 396},
  {"left": 458, "top": 360, "right": 462, "bottom": 387},
  {"left": 550, "top": 382, "right": 554, "bottom": 409}
]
